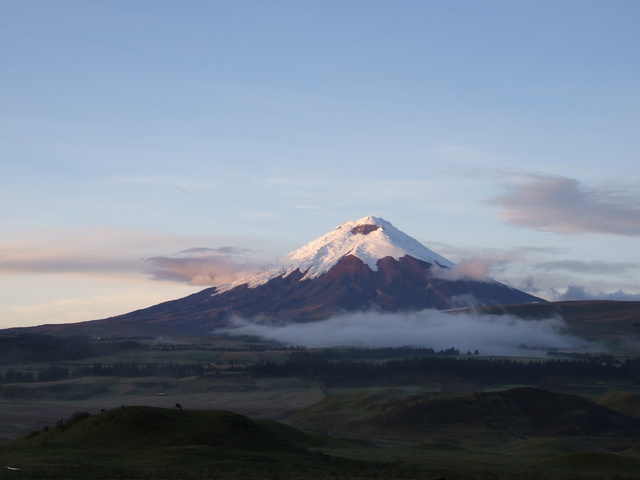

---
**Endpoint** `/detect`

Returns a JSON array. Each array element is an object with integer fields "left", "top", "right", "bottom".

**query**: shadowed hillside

[
  {"left": 597, "top": 391, "right": 640, "bottom": 418},
  {"left": 286, "top": 386, "right": 640, "bottom": 444},
  {"left": 18, "top": 406, "right": 306, "bottom": 453},
  {"left": 0, "top": 406, "right": 340, "bottom": 478}
]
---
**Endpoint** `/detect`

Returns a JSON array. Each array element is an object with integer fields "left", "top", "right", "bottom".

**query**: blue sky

[{"left": 2, "top": 1, "right": 639, "bottom": 328}]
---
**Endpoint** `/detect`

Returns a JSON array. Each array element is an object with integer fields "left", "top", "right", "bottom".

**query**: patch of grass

[
  {"left": 409, "top": 441, "right": 467, "bottom": 452},
  {"left": 549, "top": 450, "right": 640, "bottom": 474},
  {"left": 597, "top": 391, "right": 640, "bottom": 418}
]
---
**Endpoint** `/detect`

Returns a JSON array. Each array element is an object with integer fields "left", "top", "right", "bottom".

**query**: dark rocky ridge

[{"left": 351, "top": 224, "right": 380, "bottom": 235}]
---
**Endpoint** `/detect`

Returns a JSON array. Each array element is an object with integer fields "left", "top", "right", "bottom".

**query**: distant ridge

[
  {"left": 478, "top": 300, "right": 640, "bottom": 343},
  {"left": 285, "top": 386, "right": 640, "bottom": 442}
]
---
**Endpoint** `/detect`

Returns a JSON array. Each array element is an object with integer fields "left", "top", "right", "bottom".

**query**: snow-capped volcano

[
  {"left": 217, "top": 216, "right": 453, "bottom": 293},
  {"left": 6, "top": 216, "right": 546, "bottom": 337}
]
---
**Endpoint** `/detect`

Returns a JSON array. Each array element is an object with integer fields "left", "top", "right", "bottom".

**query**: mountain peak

[
  {"left": 216, "top": 216, "right": 453, "bottom": 294},
  {"left": 348, "top": 215, "right": 384, "bottom": 234}
]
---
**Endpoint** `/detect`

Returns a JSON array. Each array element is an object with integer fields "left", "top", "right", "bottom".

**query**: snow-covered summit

[{"left": 216, "top": 216, "right": 453, "bottom": 293}]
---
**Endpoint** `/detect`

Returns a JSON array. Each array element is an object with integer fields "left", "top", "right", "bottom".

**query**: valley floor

[
  {"left": 1, "top": 375, "right": 640, "bottom": 479},
  {"left": 0, "top": 375, "right": 324, "bottom": 441}
]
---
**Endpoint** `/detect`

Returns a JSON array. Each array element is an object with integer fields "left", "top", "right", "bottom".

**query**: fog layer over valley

[{"left": 223, "top": 310, "right": 590, "bottom": 356}]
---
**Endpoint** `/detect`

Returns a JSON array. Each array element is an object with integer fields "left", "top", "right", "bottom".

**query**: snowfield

[{"left": 216, "top": 216, "right": 453, "bottom": 294}]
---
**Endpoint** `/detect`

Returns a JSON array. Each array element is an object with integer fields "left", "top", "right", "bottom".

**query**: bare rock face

[{"left": 350, "top": 224, "right": 380, "bottom": 235}]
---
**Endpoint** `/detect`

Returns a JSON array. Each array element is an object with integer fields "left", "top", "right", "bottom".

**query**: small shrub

[
  {"left": 55, "top": 418, "right": 66, "bottom": 432},
  {"left": 67, "top": 411, "right": 92, "bottom": 426},
  {"left": 54, "top": 411, "right": 92, "bottom": 432}
]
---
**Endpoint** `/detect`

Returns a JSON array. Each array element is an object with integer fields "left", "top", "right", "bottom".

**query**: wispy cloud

[
  {"left": 426, "top": 242, "right": 568, "bottom": 267},
  {"left": 423, "top": 242, "right": 640, "bottom": 304},
  {"left": 0, "top": 246, "right": 141, "bottom": 276},
  {"left": 535, "top": 260, "right": 638, "bottom": 275},
  {"left": 0, "top": 228, "right": 264, "bottom": 287},
  {"left": 488, "top": 173, "right": 640, "bottom": 236},
  {"left": 551, "top": 285, "right": 640, "bottom": 302},
  {"left": 105, "top": 175, "right": 219, "bottom": 194},
  {"left": 146, "top": 247, "right": 264, "bottom": 286},
  {"left": 222, "top": 310, "right": 590, "bottom": 356},
  {"left": 260, "top": 176, "right": 458, "bottom": 209}
]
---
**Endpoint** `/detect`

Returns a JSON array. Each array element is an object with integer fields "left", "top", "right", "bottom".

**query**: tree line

[
  {"left": 1, "top": 335, "right": 639, "bottom": 386},
  {"left": 0, "top": 334, "right": 142, "bottom": 364},
  {"left": 0, "top": 362, "right": 205, "bottom": 383},
  {"left": 246, "top": 350, "right": 640, "bottom": 385}
]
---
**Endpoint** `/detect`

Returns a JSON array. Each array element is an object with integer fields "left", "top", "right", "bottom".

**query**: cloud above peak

[{"left": 489, "top": 174, "right": 640, "bottom": 236}]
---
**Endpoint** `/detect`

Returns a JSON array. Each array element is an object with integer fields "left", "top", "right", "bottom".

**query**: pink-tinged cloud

[
  {"left": 146, "top": 247, "right": 263, "bottom": 286},
  {"left": 0, "top": 249, "right": 141, "bottom": 276},
  {"left": 488, "top": 174, "right": 640, "bottom": 236}
]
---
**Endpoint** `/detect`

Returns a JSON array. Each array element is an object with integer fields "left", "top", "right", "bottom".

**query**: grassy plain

[{"left": 1, "top": 340, "right": 640, "bottom": 479}]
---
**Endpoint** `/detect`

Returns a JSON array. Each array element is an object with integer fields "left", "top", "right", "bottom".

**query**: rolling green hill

[
  {"left": 19, "top": 406, "right": 304, "bottom": 453},
  {"left": 0, "top": 406, "right": 350, "bottom": 479}
]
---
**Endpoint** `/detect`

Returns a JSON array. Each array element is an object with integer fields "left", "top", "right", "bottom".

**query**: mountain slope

[{"left": 479, "top": 300, "right": 640, "bottom": 343}]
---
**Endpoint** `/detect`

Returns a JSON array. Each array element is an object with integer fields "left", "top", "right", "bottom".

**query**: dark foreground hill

[
  {"left": 4, "top": 393, "right": 640, "bottom": 479},
  {"left": 0, "top": 406, "right": 355, "bottom": 479},
  {"left": 18, "top": 406, "right": 304, "bottom": 453}
]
